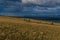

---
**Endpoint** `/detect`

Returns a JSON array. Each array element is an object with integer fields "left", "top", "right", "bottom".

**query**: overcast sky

[
  {"left": 0, "top": 0, "right": 60, "bottom": 16},
  {"left": 0, "top": 0, "right": 60, "bottom": 13}
]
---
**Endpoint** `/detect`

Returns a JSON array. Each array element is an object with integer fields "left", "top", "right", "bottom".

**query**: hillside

[{"left": 0, "top": 16, "right": 60, "bottom": 40}]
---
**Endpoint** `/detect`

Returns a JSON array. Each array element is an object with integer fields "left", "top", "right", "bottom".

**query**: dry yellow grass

[{"left": 0, "top": 16, "right": 60, "bottom": 40}]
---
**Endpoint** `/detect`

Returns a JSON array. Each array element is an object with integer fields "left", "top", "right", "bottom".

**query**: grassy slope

[{"left": 0, "top": 16, "right": 60, "bottom": 40}]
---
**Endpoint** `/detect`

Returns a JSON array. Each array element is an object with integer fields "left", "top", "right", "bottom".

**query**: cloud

[
  {"left": 22, "top": 0, "right": 44, "bottom": 4},
  {"left": 0, "top": 0, "right": 22, "bottom": 13},
  {"left": 0, "top": 0, "right": 60, "bottom": 16},
  {"left": 22, "top": 0, "right": 60, "bottom": 5},
  {"left": 0, "top": 13, "right": 16, "bottom": 16},
  {"left": 22, "top": 6, "right": 58, "bottom": 13}
]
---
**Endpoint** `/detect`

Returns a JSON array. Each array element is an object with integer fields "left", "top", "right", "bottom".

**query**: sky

[
  {"left": 0, "top": 0, "right": 21, "bottom": 16},
  {"left": 0, "top": 0, "right": 60, "bottom": 16},
  {"left": 22, "top": 0, "right": 60, "bottom": 4}
]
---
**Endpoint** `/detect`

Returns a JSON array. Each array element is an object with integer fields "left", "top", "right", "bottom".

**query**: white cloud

[
  {"left": 22, "top": 0, "right": 60, "bottom": 5},
  {"left": 22, "top": 0, "right": 44, "bottom": 4}
]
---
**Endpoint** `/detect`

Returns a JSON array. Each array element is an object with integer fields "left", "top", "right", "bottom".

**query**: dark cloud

[
  {"left": 0, "top": 0, "right": 60, "bottom": 16},
  {"left": 6, "top": 0, "right": 19, "bottom": 1},
  {"left": 22, "top": 0, "right": 60, "bottom": 5},
  {"left": 0, "top": 0, "right": 22, "bottom": 13}
]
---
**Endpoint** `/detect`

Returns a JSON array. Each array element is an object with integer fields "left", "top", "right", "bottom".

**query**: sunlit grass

[{"left": 0, "top": 16, "right": 60, "bottom": 40}]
